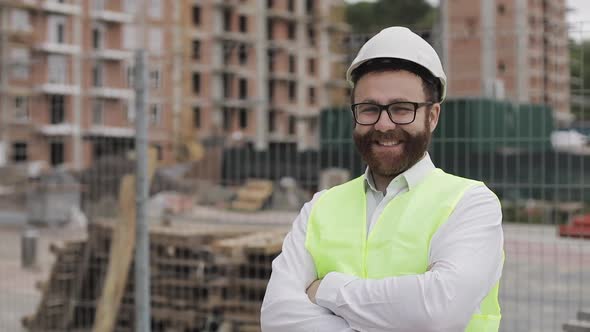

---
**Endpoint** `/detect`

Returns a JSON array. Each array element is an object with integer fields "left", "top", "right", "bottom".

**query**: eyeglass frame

[{"left": 350, "top": 101, "right": 435, "bottom": 126}]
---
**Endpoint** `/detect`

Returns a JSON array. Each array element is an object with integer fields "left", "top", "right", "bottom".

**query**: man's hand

[{"left": 306, "top": 279, "right": 322, "bottom": 304}]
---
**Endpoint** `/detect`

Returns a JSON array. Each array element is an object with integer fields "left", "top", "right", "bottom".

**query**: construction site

[{"left": 0, "top": 0, "right": 589, "bottom": 331}]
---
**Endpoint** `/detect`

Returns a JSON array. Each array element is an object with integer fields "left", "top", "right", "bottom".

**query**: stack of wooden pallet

[
  {"left": 23, "top": 239, "right": 87, "bottom": 332},
  {"left": 231, "top": 179, "right": 274, "bottom": 212},
  {"left": 212, "top": 231, "right": 285, "bottom": 331},
  {"left": 23, "top": 219, "right": 286, "bottom": 332}
]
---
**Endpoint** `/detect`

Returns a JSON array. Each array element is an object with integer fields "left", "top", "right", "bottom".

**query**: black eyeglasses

[{"left": 351, "top": 101, "right": 434, "bottom": 125}]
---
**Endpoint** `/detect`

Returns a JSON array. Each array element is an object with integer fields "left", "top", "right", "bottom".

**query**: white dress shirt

[{"left": 261, "top": 153, "right": 504, "bottom": 332}]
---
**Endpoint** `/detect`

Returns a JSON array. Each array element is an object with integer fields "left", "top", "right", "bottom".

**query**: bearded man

[{"left": 261, "top": 27, "right": 504, "bottom": 332}]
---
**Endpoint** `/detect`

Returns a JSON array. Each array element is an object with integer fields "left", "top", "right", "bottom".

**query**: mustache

[{"left": 361, "top": 129, "right": 410, "bottom": 142}]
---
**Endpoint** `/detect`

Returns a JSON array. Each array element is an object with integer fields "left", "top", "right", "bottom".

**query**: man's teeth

[{"left": 378, "top": 141, "right": 401, "bottom": 146}]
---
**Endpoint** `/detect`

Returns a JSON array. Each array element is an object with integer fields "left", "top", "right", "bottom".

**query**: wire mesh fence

[{"left": 0, "top": 4, "right": 589, "bottom": 332}]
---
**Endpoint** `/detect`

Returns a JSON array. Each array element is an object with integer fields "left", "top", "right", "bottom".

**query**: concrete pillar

[
  {"left": 481, "top": 0, "right": 497, "bottom": 98},
  {"left": 515, "top": 0, "right": 529, "bottom": 103},
  {"left": 296, "top": 0, "right": 308, "bottom": 151},
  {"left": 254, "top": 0, "right": 269, "bottom": 151}
]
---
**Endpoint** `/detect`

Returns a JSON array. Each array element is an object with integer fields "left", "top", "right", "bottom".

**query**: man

[{"left": 261, "top": 27, "right": 504, "bottom": 332}]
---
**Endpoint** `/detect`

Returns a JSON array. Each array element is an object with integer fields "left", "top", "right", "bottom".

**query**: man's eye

[
  {"left": 360, "top": 107, "right": 379, "bottom": 113},
  {"left": 393, "top": 108, "right": 412, "bottom": 113},
  {"left": 390, "top": 104, "right": 413, "bottom": 112}
]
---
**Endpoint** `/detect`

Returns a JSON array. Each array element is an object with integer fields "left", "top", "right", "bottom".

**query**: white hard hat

[{"left": 346, "top": 26, "right": 447, "bottom": 103}]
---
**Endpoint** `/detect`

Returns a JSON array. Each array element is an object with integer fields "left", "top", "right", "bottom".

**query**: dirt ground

[{"left": 0, "top": 220, "right": 589, "bottom": 332}]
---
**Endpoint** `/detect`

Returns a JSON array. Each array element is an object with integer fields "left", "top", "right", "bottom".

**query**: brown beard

[{"left": 353, "top": 117, "right": 431, "bottom": 179}]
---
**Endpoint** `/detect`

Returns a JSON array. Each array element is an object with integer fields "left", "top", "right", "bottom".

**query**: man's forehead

[
  {"left": 355, "top": 71, "right": 425, "bottom": 98},
  {"left": 353, "top": 70, "right": 425, "bottom": 98}
]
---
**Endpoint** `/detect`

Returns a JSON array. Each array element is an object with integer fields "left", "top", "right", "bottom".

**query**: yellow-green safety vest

[{"left": 305, "top": 168, "right": 501, "bottom": 332}]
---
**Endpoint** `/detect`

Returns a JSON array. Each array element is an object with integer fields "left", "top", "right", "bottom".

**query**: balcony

[
  {"left": 267, "top": 9, "right": 297, "bottom": 20},
  {"left": 296, "top": 107, "right": 321, "bottom": 118},
  {"left": 90, "top": 10, "right": 133, "bottom": 23},
  {"left": 91, "top": 49, "right": 133, "bottom": 61},
  {"left": 267, "top": 39, "right": 298, "bottom": 52},
  {"left": 37, "top": 123, "right": 77, "bottom": 136},
  {"left": 1, "top": 86, "right": 34, "bottom": 95},
  {"left": 1, "top": 26, "right": 34, "bottom": 44},
  {"left": 36, "top": 83, "right": 80, "bottom": 95},
  {"left": 35, "top": 42, "right": 80, "bottom": 55},
  {"left": 188, "top": 30, "right": 208, "bottom": 39},
  {"left": 89, "top": 87, "right": 133, "bottom": 100},
  {"left": 269, "top": 71, "right": 297, "bottom": 82},
  {"left": 213, "top": 98, "right": 258, "bottom": 108},
  {"left": 3, "top": 0, "right": 37, "bottom": 9},
  {"left": 212, "top": 0, "right": 242, "bottom": 7},
  {"left": 269, "top": 131, "right": 288, "bottom": 142},
  {"left": 212, "top": 64, "right": 255, "bottom": 77},
  {"left": 324, "top": 78, "right": 348, "bottom": 89},
  {"left": 40, "top": 1, "right": 81, "bottom": 15},
  {"left": 282, "top": 105, "right": 301, "bottom": 115},
  {"left": 86, "top": 126, "right": 135, "bottom": 138},
  {"left": 213, "top": 31, "right": 255, "bottom": 44}
]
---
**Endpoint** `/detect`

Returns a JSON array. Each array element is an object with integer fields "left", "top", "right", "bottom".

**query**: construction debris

[
  {"left": 148, "top": 191, "right": 195, "bottom": 218},
  {"left": 563, "top": 308, "right": 590, "bottom": 331},
  {"left": 270, "top": 177, "right": 309, "bottom": 211},
  {"left": 23, "top": 219, "right": 287, "bottom": 332},
  {"left": 231, "top": 179, "right": 274, "bottom": 212},
  {"left": 190, "top": 179, "right": 236, "bottom": 208}
]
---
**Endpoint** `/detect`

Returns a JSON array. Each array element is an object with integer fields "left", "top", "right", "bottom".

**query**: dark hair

[{"left": 350, "top": 58, "right": 441, "bottom": 104}]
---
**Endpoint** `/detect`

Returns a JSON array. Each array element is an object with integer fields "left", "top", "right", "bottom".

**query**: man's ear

[{"left": 429, "top": 103, "right": 441, "bottom": 133}]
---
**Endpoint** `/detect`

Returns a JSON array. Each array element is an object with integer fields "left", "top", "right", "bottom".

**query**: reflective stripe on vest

[{"left": 305, "top": 168, "right": 501, "bottom": 331}]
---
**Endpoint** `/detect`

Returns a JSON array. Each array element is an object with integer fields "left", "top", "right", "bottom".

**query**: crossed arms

[{"left": 261, "top": 186, "right": 503, "bottom": 332}]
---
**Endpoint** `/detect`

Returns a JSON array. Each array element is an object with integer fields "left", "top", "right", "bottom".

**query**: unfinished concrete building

[
  {"left": 0, "top": 0, "right": 349, "bottom": 170},
  {"left": 179, "top": 0, "right": 349, "bottom": 152},
  {"left": 0, "top": 0, "right": 178, "bottom": 169},
  {"left": 440, "top": 0, "right": 570, "bottom": 113}
]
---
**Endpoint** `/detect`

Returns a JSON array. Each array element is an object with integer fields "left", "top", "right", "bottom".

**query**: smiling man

[{"left": 261, "top": 27, "right": 504, "bottom": 332}]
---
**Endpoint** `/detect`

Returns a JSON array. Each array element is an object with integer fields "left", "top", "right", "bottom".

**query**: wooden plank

[
  {"left": 236, "top": 323, "right": 261, "bottom": 332},
  {"left": 49, "top": 240, "right": 85, "bottom": 255},
  {"left": 92, "top": 149, "right": 157, "bottom": 332},
  {"left": 19, "top": 239, "right": 88, "bottom": 330},
  {"left": 213, "top": 231, "right": 285, "bottom": 249},
  {"left": 231, "top": 200, "right": 265, "bottom": 212},
  {"left": 563, "top": 319, "right": 590, "bottom": 332}
]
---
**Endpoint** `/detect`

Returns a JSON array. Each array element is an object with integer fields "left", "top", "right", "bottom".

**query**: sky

[
  {"left": 566, "top": 0, "right": 590, "bottom": 39},
  {"left": 345, "top": 0, "right": 590, "bottom": 38}
]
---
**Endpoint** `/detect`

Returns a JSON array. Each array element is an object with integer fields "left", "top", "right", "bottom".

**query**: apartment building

[
  {"left": 0, "top": 0, "right": 175, "bottom": 169},
  {"left": 181, "top": 0, "right": 349, "bottom": 151},
  {"left": 0, "top": 0, "right": 348, "bottom": 170},
  {"left": 440, "top": 0, "right": 570, "bottom": 113}
]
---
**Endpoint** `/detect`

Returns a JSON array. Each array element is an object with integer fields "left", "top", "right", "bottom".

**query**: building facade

[
  {"left": 180, "top": 0, "right": 349, "bottom": 152},
  {"left": 440, "top": 0, "right": 570, "bottom": 113},
  {"left": 0, "top": 0, "right": 177, "bottom": 170},
  {"left": 0, "top": 0, "right": 349, "bottom": 170}
]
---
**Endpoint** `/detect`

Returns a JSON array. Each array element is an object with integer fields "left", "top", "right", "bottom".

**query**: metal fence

[{"left": 0, "top": 23, "right": 589, "bottom": 332}]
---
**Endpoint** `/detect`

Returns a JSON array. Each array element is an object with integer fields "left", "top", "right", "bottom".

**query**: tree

[{"left": 346, "top": 0, "right": 437, "bottom": 34}]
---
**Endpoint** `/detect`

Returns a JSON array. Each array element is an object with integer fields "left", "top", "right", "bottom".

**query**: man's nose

[{"left": 373, "top": 109, "right": 397, "bottom": 132}]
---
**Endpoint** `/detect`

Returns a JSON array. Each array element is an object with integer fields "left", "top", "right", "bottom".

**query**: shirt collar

[{"left": 363, "top": 152, "right": 436, "bottom": 193}]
